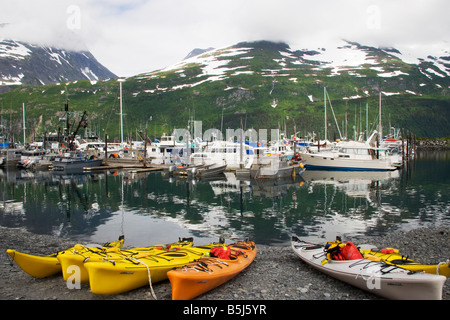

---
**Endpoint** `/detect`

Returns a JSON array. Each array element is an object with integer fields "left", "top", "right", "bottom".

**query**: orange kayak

[{"left": 167, "top": 240, "right": 257, "bottom": 300}]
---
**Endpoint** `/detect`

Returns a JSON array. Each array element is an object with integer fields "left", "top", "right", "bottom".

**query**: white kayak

[{"left": 291, "top": 236, "right": 447, "bottom": 300}]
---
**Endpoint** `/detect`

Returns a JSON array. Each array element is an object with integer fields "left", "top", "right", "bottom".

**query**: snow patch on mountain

[
  {"left": 304, "top": 43, "right": 377, "bottom": 69},
  {"left": 80, "top": 67, "right": 99, "bottom": 81},
  {"left": 0, "top": 73, "right": 24, "bottom": 86},
  {"left": 0, "top": 39, "right": 31, "bottom": 60},
  {"left": 133, "top": 46, "right": 253, "bottom": 95},
  {"left": 166, "top": 46, "right": 252, "bottom": 75},
  {"left": 383, "top": 44, "right": 450, "bottom": 78},
  {"left": 378, "top": 70, "right": 409, "bottom": 77}
]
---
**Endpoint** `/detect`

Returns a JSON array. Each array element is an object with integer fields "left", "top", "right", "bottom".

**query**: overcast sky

[{"left": 1, "top": 0, "right": 449, "bottom": 77}]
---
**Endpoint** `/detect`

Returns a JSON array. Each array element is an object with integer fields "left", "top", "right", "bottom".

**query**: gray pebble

[{"left": 1, "top": 226, "right": 449, "bottom": 301}]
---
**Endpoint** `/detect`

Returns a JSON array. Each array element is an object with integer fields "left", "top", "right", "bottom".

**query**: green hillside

[{"left": 1, "top": 41, "right": 449, "bottom": 143}]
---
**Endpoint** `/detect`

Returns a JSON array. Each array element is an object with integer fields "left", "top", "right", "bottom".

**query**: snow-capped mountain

[
  {"left": 131, "top": 40, "right": 449, "bottom": 102},
  {"left": 0, "top": 39, "right": 117, "bottom": 88},
  {"left": 0, "top": 39, "right": 448, "bottom": 138},
  {"left": 127, "top": 40, "right": 449, "bottom": 137}
]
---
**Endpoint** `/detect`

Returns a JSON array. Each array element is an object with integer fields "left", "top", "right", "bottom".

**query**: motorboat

[
  {"left": 300, "top": 131, "right": 397, "bottom": 171},
  {"left": 51, "top": 151, "right": 103, "bottom": 171}
]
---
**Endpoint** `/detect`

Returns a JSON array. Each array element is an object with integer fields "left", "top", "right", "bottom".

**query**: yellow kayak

[
  {"left": 6, "top": 236, "right": 124, "bottom": 278},
  {"left": 85, "top": 242, "right": 227, "bottom": 295},
  {"left": 57, "top": 237, "right": 194, "bottom": 283},
  {"left": 362, "top": 247, "right": 450, "bottom": 277}
]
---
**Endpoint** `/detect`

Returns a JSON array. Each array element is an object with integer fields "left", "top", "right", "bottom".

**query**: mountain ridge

[
  {"left": 111, "top": 39, "right": 450, "bottom": 137},
  {"left": 0, "top": 39, "right": 449, "bottom": 140},
  {"left": 131, "top": 39, "right": 448, "bottom": 108},
  {"left": 184, "top": 47, "right": 215, "bottom": 60},
  {"left": 0, "top": 39, "right": 117, "bottom": 89}
]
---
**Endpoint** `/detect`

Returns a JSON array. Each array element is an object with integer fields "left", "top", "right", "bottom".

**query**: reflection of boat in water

[
  {"left": 164, "top": 164, "right": 207, "bottom": 176},
  {"left": 302, "top": 169, "right": 399, "bottom": 200},
  {"left": 209, "top": 172, "right": 251, "bottom": 196},
  {"left": 248, "top": 175, "right": 305, "bottom": 199},
  {"left": 302, "top": 170, "right": 399, "bottom": 184},
  {"left": 0, "top": 167, "right": 54, "bottom": 184}
]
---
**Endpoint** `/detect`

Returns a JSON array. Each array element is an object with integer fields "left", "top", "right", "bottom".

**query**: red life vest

[{"left": 210, "top": 246, "right": 231, "bottom": 260}]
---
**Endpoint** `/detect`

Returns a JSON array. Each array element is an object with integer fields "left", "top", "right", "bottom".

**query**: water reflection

[{"left": 0, "top": 150, "right": 449, "bottom": 246}]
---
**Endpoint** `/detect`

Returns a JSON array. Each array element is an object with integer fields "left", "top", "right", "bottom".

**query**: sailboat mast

[
  {"left": 324, "top": 87, "right": 327, "bottom": 141},
  {"left": 366, "top": 103, "right": 368, "bottom": 141},
  {"left": 22, "top": 103, "right": 26, "bottom": 144},
  {"left": 379, "top": 92, "right": 382, "bottom": 145},
  {"left": 120, "top": 80, "right": 124, "bottom": 145}
]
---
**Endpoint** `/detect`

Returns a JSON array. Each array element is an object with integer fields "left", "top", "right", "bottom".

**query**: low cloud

[
  {"left": 0, "top": 0, "right": 89, "bottom": 51},
  {"left": 1, "top": 0, "right": 449, "bottom": 77}
]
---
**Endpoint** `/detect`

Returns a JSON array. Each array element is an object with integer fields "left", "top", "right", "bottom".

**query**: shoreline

[
  {"left": 416, "top": 138, "right": 450, "bottom": 150},
  {"left": 1, "top": 226, "right": 448, "bottom": 301}
]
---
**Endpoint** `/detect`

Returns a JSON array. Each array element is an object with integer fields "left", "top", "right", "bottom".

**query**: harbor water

[{"left": 0, "top": 150, "right": 449, "bottom": 247}]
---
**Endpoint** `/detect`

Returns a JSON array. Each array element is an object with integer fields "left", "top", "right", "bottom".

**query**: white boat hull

[
  {"left": 291, "top": 237, "right": 446, "bottom": 300},
  {"left": 301, "top": 152, "right": 397, "bottom": 171}
]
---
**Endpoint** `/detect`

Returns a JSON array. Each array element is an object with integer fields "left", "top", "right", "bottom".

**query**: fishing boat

[
  {"left": 51, "top": 151, "right": 103, "bottom": 171},
  {"left": 189, "top": 140, "right": 257, "bottom": 171},
  {"left": 16, "top": 149, "right": 48, "bottom": 169},
  {"left": 150, "top": 134, "right": 187, "bottom": 164},
  {"left": 291, "top": 236, "right": 447, "bottom": 300},
  {"left": 250, "top": 156, "right": 304, "bottom": 179}
]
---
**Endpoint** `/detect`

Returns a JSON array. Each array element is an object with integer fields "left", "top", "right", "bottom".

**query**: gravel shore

[{"left": 1, "top": 226, "right": 448, "bottom": 301}]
